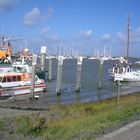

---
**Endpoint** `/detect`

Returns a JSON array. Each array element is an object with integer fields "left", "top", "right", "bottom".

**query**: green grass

[
  {"left": 2, "top": 92, "right": 140, "bottom": 139},
  {"left": 0, "top": 118, "right": 5, "bottom": 131},
  {"left": 16, "top": 114, "right": 47, "bottom": 136}
]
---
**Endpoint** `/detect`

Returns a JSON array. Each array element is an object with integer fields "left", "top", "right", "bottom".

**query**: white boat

[
  {"left": 134, "top": 61, "right": 140, "bottom": 65},
  {"left": 109, "top": 64, "right": 140, "bottom": 82},
  {"left": 0, "top": 63, "right": 46, "bottom": 98},
  {"left": 108, "top": 15, "right": 140, "bottom": 82}
]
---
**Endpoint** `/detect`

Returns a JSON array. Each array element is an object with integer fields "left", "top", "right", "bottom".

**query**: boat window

[
  {"left": 13, "top": 66, "right": 23, "bottom": 72},
  {"left": 17, "top": 76, "right": 21, "bottom": 81},
  {"left": 17, "top": 67, "right": 23, "bottom": 72},
  {"left": 2, "top": 77, "right": 6, "bottom": 83},
  {"left": 7, "top": 76, "right": 12, "bottom": 82},
  {"left": 13, "top": 67, "right": 17, "bottom": 72},
  {"left": 12, "top": 76, "right": 17, "bottom": 81}
]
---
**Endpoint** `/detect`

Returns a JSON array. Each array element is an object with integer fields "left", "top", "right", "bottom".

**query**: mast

[{"left": 126, "top": 14, "right": 130, "bottom": 60}]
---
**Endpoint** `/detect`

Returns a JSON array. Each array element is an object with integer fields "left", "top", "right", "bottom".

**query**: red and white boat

[{"left": 0, "top": 63, "right": 46, "bottom": 98}]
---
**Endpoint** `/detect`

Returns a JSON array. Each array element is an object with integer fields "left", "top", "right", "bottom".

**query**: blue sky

[{"left": 0, "top": 0, "right": 140, "bottom": 57}]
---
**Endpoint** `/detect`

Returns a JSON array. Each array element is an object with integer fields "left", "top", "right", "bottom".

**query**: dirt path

[
  {"left": 0, "top": 107, "right": 39, "bottom": 117},
  {"left": 0, "top": 99, "right": 48, "bottom": 118}
]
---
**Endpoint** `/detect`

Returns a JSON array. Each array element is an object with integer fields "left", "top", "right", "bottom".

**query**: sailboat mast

[{"left": 126, "top": 14, "right": 130, "bottom": 60}]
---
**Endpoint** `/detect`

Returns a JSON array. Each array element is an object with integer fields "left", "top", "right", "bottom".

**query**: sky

[{"left": 0, "top": 0, "right": 140, "bottom": 57}]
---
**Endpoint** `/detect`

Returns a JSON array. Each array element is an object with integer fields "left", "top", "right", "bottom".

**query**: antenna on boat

[
  {"left": 1, "top": 22, "right": 5, "bottom": 46},
  {"left": 126, "top": 13, "right": 131, "bottom": 61}
]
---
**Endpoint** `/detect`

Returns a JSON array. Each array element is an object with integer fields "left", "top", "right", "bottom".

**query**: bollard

[
  {"left": 48, "top": 58, "right": 52, "bottom": 82},
  {"left": 76, "top": 56, "right": 83, "bottom": 92},
  {"left": 98, "top": 58, "right": 104, "bottom": 89},
  {"left": 56, "top": 56, "right": 64, "bottom": 95},
  {"left": 40, "top": 46, "right": 47, "bottom": 81},
  {"left": 30, "top": 54, "right": 37, "bottom": 99},
  {"left": 116, "top": 80, "right": 122, "bottom": 110}
]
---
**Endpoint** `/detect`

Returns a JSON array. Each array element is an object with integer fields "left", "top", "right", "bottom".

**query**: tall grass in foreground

[{"left": 14, "top": 93, "right": 140, "bottom": 139}]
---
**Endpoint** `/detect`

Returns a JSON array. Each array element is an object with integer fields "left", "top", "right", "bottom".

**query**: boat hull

[
  {"left": 0, "top": 83, "right": 46, "bottom": 98},
  {"left": 114, "top": 72, "right": 140, "bottom": 82}
]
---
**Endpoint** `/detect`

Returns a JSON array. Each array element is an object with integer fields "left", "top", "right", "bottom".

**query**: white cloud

[
  {"left": 115, "top": 28, "right": 140, "bottom": 44},
  {"left": 40, "top": 27, "right": 51, "bottom": 36},
  {"left": 24, "top": 7, "right": 41, "bottom": 27},
  {"left": 116, "top": 32, "right": 126, "bottom": 43},
  {"left": 32, "top": 27, "right": 140, "bottom": 57},
  {"left": 132, "top": 28, "right": 140, "bottom": 42},
  {"left": 0, "top": 0, "right": 19, "bottom": 11},
  {"left": 78, "top": 29, "right": 93, "bottom": 38},
  {"left": 101, "top": 33, "right": 111, "bottom": 43},
  {"left": 24, "top": 7, "right": 53, "bottom": 27},
  {"left": 40, "top": 27, "right": 61, "bottom": 45},
  {"left": 134, "top": 28, "right": 140, "bottom": 37},
  {"left": 43, "top": 7, "right": 53, "bottom": 21}
]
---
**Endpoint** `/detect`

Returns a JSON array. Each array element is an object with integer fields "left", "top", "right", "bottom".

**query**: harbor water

[{"left": 37, "top": 57, "right": 140, "bottom": 105}]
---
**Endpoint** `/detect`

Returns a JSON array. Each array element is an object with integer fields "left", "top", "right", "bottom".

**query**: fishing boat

[{"left": 0, "top": 62, "right": 46, "bottom": 98}]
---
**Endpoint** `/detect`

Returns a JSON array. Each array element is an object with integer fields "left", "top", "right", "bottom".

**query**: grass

[
  {"left": 0, "top": 118, "right": 5, "bottom": 131},
  {"left": 1, "top": 92, "right": 140, "bottom": 139}
]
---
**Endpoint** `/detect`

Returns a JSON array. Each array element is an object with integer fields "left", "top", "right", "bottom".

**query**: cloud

[
  {"left": 40, "top": 27, "right": 61, "bottom": 45},
  {"left": 134, "top": 28, "right": 140, "bottom": 37},
  {"left": 23, "top": 7, "right": 41, "bottom": 27},
  {"left": 116, "top": 32, "right": 126, "bottom": 43},
  {"left": 43, "top": 7, "right": 53, "bottom": 21},
  {"left": 75, "top": 29, "right": 93, "bottom": 39},
  {"left": 40, "top": 27, "right": 51, "bottom": 36},
  {"left": 132, "top": 28, "right": 140, "bottom": 42},
  {"left": 24, "top": 7, "right": 53, "bottom": 27},
  {"left": 101, "top": 33, "right": 112, "bottom": 43},
  {"left": 0, "top": 0, "right": 19, "bottom": 12},
  {"left": 28, "top": 27, "right": 140, "bottom": 57}
]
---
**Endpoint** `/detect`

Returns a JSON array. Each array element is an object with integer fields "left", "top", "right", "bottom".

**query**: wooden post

[
  {"left": 30, "top": 54, "right": 37, "bottom": 99},
  {"left": 48, "top": 58, "right": 52, "bottom": 82},
  {"left": 76, "top": 56, "right": 83, "bottom": 92},
  {"left": 56, "top": 56, "right": 64, "bottom": 95},
  {"left": 40, "top": 46, "right": 47, "bottom": 81},
  {"left": 98, "top": 58, "right": 104, "bottom": 89}
]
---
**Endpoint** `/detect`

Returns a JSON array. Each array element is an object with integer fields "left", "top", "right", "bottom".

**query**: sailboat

[{"left": 109, "top": 14, "right": 140, "bottom": 82}]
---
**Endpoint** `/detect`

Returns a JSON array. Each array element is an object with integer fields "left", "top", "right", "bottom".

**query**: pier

[{"left": 44, "top": 52, "right": 113, "bottom": 95}]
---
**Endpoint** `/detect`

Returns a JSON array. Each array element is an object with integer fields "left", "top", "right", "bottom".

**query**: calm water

[{"left": 37, "top": 57, "right": 140, "bottom": 105}]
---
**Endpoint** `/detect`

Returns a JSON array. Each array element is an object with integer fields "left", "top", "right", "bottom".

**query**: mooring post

[
  {"left": 117, "top": 80, "right": 120, "bottom": 106},
  {"left": 30, "top": 54, "right": 37, "bottom": 99},
  {"left": 48, "top": 58, "right": 52, "bottom": 82},
  {"left": 76, "top": 56, "right": 83, "bottom": 92},
  {"left": 98, "top": 58, "right": 104, "bottom": 89},
  {"left": 56, "top": 56, "right": 64, "bottom": 95},
  {"left": 41, "top": 46, "right": 47, "bottom": 81}
]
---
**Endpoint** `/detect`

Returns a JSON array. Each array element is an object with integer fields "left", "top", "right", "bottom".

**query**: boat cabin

[{"left": 0, "top": 73, "right": 30, "bottom": 83}]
